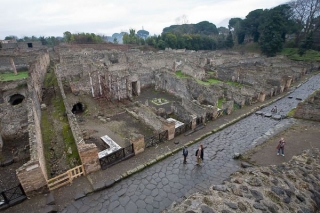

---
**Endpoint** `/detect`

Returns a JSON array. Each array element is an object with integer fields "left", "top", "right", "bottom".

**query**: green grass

[
  {"left": 41, "top": 111, "right": 54, "bottom": 176},
  {"left": 0, "top": 71, "right": 28, "bottom": 81},
  {"left": 52, "top": 93, "right": 80, "bottom": 167},
  {"left": 217, "top": 98, "right": 225, "bottom": 108},
  {"left": 196, "top": 79, "right": 210, "bottom": 85},
  {"left": 226, "top": 81, "right": 243, "bottom": 88},
  {"left": 41, "top": 65, "right": 80, "bottom": 177},
  {"left": 175, "top": 70, "right": 190, "bottom": 78},
  {"left": 196, "top": 78, "right": 222, "bottom": 86},
  {"left": 207, "top": 78, "right": 221, "bottom": 84},
  {"left": 287, "top": 108, "right": 296, "bottom": 117},
  {"left": 281, "top": 48, "right": 320, "bottom": 62}
]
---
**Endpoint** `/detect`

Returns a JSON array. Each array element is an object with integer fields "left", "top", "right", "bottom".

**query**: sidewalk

[{"left": 2, "top": 75, "right": 310, "bottom": 213}]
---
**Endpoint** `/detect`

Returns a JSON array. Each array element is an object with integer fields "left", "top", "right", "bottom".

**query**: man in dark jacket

[{"left": 182, "top": 146, "right": 188, "bottom": 163}]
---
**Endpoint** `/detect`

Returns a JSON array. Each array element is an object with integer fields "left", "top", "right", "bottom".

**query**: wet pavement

[{"left": 61, "top": 74, "right": 320, "bottom": 213}]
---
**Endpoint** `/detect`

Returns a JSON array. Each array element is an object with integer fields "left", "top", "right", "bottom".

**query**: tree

[
  {"left": 259, "top": 4, "right": 293, "bottom": 56},
  {"left": 243, "top": 9, "right": 264, "bottom": 42},
  {"left": 225, "top": 32, "right": 234, "bottom": 48},
  {"left": 289, "top": 0, "right": 320, "bottom": 45},
  {"left": 113, "top": 37, "right": 118, "bottom": 44},
  {"left": 63, "top": 31, "right": 72, "bottom": 42}
]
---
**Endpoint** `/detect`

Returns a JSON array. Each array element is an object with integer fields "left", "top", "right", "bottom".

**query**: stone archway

[{"left": 9, "top": 94, "right": 25, "bottom": 105}]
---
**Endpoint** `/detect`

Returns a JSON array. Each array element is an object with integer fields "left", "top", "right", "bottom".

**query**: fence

[
  {"left": 100, "top": 144, "right": 135, "bottom": 170},
  {"left": 174, "top": 122, "right": 193, "bottom": 137},
  {"left": 0, "top": 184, "right": 26, "bottom": 209},
  {"left": 145, "top": 130, "right": 168, "bottom": 148},
  {"left": 47, "top": 165, "right": 85, "bottom": 191}
]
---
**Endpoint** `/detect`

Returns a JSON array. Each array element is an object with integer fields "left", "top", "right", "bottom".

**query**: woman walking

[{"left": 277, "top": 138, "right": 285, "bottom": 156}]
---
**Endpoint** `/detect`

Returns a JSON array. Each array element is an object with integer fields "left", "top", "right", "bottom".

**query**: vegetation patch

[
  {"left": 287, "top": 108, "right": 296, "bottom": 117},
  {"left": 41, "top": 111, "right": 54, "bottom": 175},
  {"left": 175, "top": 70, "right": 190, "bottom": 79},
  {"left": 0, "top": 71, "right": 28, "bottom": 81},
  {"left": 217, "top": 98, "right": 226, "bottom": 108},
  {"left": 226, "top": 81, "right": 243, "bottom": 88},
  {"left": 281, "top": 48, "right": 320, "bottom": 62}
]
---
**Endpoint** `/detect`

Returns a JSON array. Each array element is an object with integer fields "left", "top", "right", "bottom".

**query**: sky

[{"left": 0, "top": 0, "right": 289, "bottom": 39}]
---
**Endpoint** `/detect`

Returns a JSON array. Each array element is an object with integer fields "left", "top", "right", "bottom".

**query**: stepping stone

[
  {"left": 174, "top": 141, "right": 179, "bottom": 144},
  {"left": 255, "top": 111, "right": 263, "bottom": 115},
  {"left": 272, "top": 115, "right": 282, "bottom": 120},
  {"left": 288, "top": 96, "right": 293, "bottom": 99},
  {"left": 241, "top": 162, "right": 253, "bottom": 168},
  {"left": 264, "top": 113, "right": 272, "bottom": 117},
  {"left": 296, "top": 98, "right": 302, "bottom": 100}
]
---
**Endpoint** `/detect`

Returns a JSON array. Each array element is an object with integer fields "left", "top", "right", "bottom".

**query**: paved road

[{"left": 61, "top": 74, "right": 320, "bottom": 213}]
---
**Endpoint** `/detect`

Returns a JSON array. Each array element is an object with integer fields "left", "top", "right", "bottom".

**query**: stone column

[
  {"left": 10, "top": 58, "right": 18, "bottom": 75},
  {"left": 191, "top": 115, "right": 197, "bottom": 130}
]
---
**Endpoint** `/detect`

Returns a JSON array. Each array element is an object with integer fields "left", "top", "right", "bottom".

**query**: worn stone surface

[
  {"left": 294, "top": 89, "right": 320, "bottom": 121},
  {"left": 168, "top": 149, "right": 320, "bottom": 213}
]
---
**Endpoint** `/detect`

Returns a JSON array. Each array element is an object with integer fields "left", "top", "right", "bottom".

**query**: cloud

[{"left": 0, "top": 0, "right": 289, "bottom": 39}]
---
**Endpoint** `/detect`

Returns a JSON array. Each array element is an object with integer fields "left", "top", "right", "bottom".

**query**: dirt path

[{"left": 242, "top": 119, "right": 320, "bottom": 166}]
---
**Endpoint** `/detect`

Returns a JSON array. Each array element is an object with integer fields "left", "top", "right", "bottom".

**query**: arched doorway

[
  {"left": 72, "top": 102, "right": 85, "bottom": 114},
  {"left": 9, "top": 94, "right": 25, "bottom": 105}
]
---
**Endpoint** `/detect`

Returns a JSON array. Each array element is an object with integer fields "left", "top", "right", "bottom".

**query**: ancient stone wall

[
  {"left": 133, "top": 104, "right": 175, "bottom": 138},
  {"left": 16, "top": 98, "right": 47, "bottom": 196},
  {"left": 55, "top": 66, "right": 101, "bottom": 174},
  {"left": 294, "top": 89, "right": 320, "bottom": 121},
  {"left": 171, "top": 101, "right": 193, "bottom": 123},
  {"left": 167, "top": 149, "right": 320, "bottom": 213},
  {"left": 16, "top": 52, "right": 51, "bottom": 195},
  {"left": 182, "top": 99, "right": 207, "bottom": 121}
]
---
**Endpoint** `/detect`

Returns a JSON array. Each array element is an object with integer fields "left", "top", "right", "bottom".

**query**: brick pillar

[
  {"left": 130, "top": 133, "right": 145, "bottom": 155},
  {"left": 258, "top": 92, "right": 265, "bottom": 102},
  {"left": 78, "top": 143, "right": 101, "bottom": 174},
  {"left": 162, "top": 120, "right": 175, "bottom": 140},
  {"left": 10, "top": 58, "right": 18, "bottom": 75}
]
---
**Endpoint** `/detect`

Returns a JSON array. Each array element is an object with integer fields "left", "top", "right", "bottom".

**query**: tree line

[
  {"left": 229, "top": 0, "right": 320, "bottom": 56},
  {"left": 123, "top": 0, "right": 319, "bottom": 57}
]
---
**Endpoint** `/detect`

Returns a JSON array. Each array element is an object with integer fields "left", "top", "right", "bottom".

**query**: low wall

[{"left": 294, "top": 89, "right": 320, "bottom": 121}]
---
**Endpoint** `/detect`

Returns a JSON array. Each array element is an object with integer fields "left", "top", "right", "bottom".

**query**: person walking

[
  {"left": 195, "top": 144, "right": 204, "bottom": 165},
  {"left": 277, "top": 137, "right": 285, "bottom": 156},
  {"left": 182, "top": 146, "right": 188, "bottom": 164}
]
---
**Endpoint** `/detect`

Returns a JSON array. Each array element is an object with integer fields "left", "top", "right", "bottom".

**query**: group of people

[
  {"left": 182, "top": 137, "right": 286, "bottom": 165},
  {"left": 182, "top": 144, "right": 204, "bottom": 165}
]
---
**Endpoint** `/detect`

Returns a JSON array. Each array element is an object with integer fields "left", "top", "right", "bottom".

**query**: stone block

[
  {"left": 105, "top": 180, "right": 115, "bottom": 188},
  {"left": 93, "top": 181, "right": 106, "bottom": 192},
  {"left": 74, "top": 192, "right": 86, "bottom": 200}
]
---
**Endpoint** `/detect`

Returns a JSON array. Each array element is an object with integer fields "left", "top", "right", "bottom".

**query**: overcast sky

[{"left": 0, "top": 0, "right": 289, "bottom": 39}]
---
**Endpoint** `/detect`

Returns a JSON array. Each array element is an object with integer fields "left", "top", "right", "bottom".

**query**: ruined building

[{"left": 0, "top": 42, "right": 319, "bottom": 196}]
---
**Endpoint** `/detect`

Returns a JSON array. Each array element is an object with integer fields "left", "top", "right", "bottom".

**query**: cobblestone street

[{"left": 60, "top": 74, "right": 320, "bottom": 213}]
